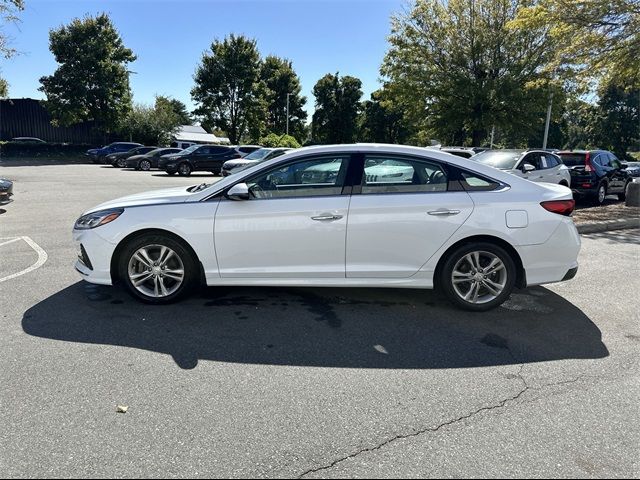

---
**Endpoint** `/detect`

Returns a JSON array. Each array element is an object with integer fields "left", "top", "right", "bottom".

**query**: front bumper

[{"left": 73, "top": 228, "right": 117, "bottom": 285}]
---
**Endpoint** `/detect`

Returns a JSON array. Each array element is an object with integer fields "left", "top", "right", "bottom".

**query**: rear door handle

[
  {"left": 311, "top": 214, "right": 343, "bottom": 221},
  {"left": 428, "top": 209, "right": 461, "bottom": 216}
]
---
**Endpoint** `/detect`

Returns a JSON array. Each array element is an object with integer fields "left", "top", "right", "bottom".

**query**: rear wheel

[
  {"left": 178, "top": 163, "right": 192, "bottom": 176},
  {"left": 118, "top": 234, "right": 198, "bottom": 304},
  {"left": 117, "top": 157, "right": 127, "bottom": 168},
  {"left": 139, "top": 159, "right": 152, "bottom": 171},
  {"left": 594, "top": 182, "right": 607, "bottom": 205},
  {"left": 440, "top": 243, "right": 516, "bottom": 311}
]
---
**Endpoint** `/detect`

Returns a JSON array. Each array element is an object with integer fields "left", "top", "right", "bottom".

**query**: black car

[
  {"left": 126, "top": 148, "right": 183, "bottom": 171},
  {"left": 0, "top": 178, "right": 13, "bottom": 205},
  {"left": 107, "top": 146, "right": 157, "bottom": 168},
  {"left": 158, "top": 144, "right": 241, "bottom": 176},
  {"left": 86, "top": 142, "right": 143, "bottom": 163},
  {"left": 557, "top": 150, "right": 633, "bottom": 204}
]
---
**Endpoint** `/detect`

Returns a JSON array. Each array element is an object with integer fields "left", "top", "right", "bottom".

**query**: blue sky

[{"left": 2, "top": 0, "right": 404, "bottom": 118}]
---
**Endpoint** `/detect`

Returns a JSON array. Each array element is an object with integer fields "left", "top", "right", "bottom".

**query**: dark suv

[
  {"left": 86, "top": 142, "right": 142, "bottom": 164},
  {"left": 557, "top": 150, "right": 632, "bottom": 204},
  {"left": 158, "top": 144, "right": 241, "bottom": 176}
]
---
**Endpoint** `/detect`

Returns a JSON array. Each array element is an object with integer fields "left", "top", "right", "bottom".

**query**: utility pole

[
  {"left": 490, "top": 125, "right": 495, "bottom": 148},
  {"left": 543, "top": 91, "right": 553, "bottom": 149},
  {"left": 286, "top": 93, "right": 291, "bottom": 136}
]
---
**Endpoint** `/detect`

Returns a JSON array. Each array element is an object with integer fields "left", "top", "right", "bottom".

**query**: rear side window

[
  {"left": 239, "top": 146, "right": 259, "bottom": 154},
  {"left": 210, "top": 146, "right": 230, "bottom": 154},
  {"left": 458, "top": 170, "right": 502, "bottom": 191},
  {"left": 361, "top": 155, "right": 448, "bottom": 194},
  {"left": 558, "top": 153, "right": 587, "bottom": 167}
]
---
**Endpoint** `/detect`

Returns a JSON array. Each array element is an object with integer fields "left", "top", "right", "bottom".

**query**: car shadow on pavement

[
  {"left": 22, "top": 282, "right": 609, "bottom": 370},
  {"left": 582, "top": 228, "right": 640, "bottom": 245}
]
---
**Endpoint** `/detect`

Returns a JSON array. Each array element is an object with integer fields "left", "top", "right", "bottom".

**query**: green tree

[
  {"left": 511, "top": 0, "right": 640, "bottom": 86},
  {"left": 359, "top": 88, "right": 411, "bottom": 144},
  {"left": 155, "top": 95, "right": 192, "bottom": 125},
  {"left": 39, "top": 14, "right": 136, "bottom": 137},
  {"left": 191, "top": 34, "right": 267, "bottom": 144},
  {"left": 382, "top": 0, "right": 557, "bottom": 147},
  {"left": 120, "top": 98, "right": 182, "bottom": 146},
  {"left": 260, "top": 55, "right": 307, "bottom": 140},
  {"left": 259, "top": 133, "right": 301, "bottom": 148},
  {"left": 590, "top": 80, "right": 639, "bottom": 159},
  {"left": 0, "top": 0, "right": 25, "bottom": 96},
  {"left": 312, "top": 73, "right": 362, "bottom": 144}
]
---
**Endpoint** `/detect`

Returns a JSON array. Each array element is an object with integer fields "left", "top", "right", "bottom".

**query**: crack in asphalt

[{"left": 296, "top": 366, "right": 586, "bottom": 479}]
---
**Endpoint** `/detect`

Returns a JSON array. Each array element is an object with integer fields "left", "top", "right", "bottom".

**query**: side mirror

[
  {"left": 227, "top": 183, "right": 250, "bottom": 201},
  {"left": 522, "top": 163, "right": 536, "bottom": 173}
]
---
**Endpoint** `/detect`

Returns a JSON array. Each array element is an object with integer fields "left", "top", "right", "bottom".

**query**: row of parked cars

[
  {"left": 86, "top": 142, "right": 293, "bottom": 177},
  {"left": 441, "top": 147, "right": 640, "bottom": 205}
]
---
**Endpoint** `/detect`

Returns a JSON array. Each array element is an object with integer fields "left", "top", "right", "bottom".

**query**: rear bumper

[{"left": 516, "top": 219, "right": 581, "bottom": 287}]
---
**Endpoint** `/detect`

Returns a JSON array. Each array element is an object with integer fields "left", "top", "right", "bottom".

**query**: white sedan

[
  {"left": 73, "top": 144, "right": 580, "bottom": 311},
  {"left": 471, "top": 149, "right": 572, "bottom": 187}
]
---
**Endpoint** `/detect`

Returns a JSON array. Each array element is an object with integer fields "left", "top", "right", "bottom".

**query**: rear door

[{"left": 346, "top": 153, "right": 474, "bottom": 278}]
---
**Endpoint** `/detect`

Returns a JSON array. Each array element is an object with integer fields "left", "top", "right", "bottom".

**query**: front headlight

[{"left": 74, "top": 208, "right": 124, "bottom": 230}]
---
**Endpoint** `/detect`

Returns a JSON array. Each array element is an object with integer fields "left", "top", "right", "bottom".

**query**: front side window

[
  {"left": 245, "top": 156, "right": 349, "bottom": 199},
  {"left": 361, "top": 155, "right": 448, "bottom": 194}
]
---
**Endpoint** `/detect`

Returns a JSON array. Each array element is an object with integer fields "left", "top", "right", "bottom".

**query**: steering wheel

[{"left": 429, "top": 170, "right": 446, "bottom": 184}]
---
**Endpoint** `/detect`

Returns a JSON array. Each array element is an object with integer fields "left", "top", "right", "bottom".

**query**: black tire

[
  {"left": 116, "top": 157, "right": 127, "bottom": 168},
  {"left": 593, "top": 182, "right": 607, "bottom": 205},
  {"left": 439, "top": 242, "right": 516, "bottom": 312},
  {"left": 618, "top": 181, "right": 631, "bottom": 201},
  {"left": 177, "top": 163, "right": 192, "bottom": 176},
  {"left": 166, "top": 171, "right": 176, "bottom": 176},
  {"left": 139, "top": 159, "right": 152, "bottom": 171},
  {"left": 117, "top": 233, "right": 199, "bottom": 304}
]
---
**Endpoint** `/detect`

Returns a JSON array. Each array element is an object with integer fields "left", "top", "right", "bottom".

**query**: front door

[{"left": 214, "top": 154, "right": 351, "bottom": 278}]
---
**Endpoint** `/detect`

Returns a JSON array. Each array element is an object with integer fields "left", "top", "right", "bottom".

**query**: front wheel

[
  {"left": 178, "top": 163, "right": 192, "bottom": 176},
  {"left": 118, "top": 234, "right": 198, "bottom": 304},
  {"left": 139, "top": 159, "right": 152, "bottom": 171},
  {"left": 116, "top": 157, "right": 127, "bottom": 168},
  {"left": 440, "top": 243, "right": 516, "bottom": 311}
]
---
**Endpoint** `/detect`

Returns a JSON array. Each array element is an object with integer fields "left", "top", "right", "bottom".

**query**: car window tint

[
  {"left": 597, "top": 154, "right": 610, "bottom": 167},
  {"left": 210, "top": 146, "right": 229, "bottom": 154},
  {"left": 246, "top": 156, "right": 348, "bottom": 199},
  {"left": 522, "top": 153, "right": 541, "bottom": 169},
  {"left": 458, "top": 171, "right": 501, "bottom": 191},
  {"left": 361, "top": 156, "right": 448, "bottom": 194}
]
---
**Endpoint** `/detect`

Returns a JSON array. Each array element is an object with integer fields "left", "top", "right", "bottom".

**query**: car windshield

[
  {"left": 243, "top": 148, "right": 273, "bottom": 160},
  {"left": 180, "top": 145, "right": 200, "bottom": 154},
  {"left": 472, "top": 151, "right": 522, "bottom": 169}
]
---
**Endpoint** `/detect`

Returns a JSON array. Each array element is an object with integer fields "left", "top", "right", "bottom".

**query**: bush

[
  {"left": 0, "top": 142, "right": 93, "bottom": 158},
  {"left": 259, "top": 133, "right": 301, "bottom": 148}
]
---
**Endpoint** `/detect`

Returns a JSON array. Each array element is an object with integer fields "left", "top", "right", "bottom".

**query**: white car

[
  {"left": 73, "top": 144, "right": 580, "bottom": 311},
  {"left": 471, "top": 149, "right": 572, "bottom": 187}
]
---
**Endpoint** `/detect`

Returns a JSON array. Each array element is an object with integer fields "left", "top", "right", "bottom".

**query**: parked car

[
  {"left": 221, "top": 148, "right": 292, "bottom": 176},
  {"left": 441, "top": 147, "right": 476, "bottom": 159},
  {"left": 11, "top": 137, "right": 46, "bottom": 144},
  {"left": 73, "top": 144, "right": 580, "bottom": 311},
  {"left": 86, "top": 142, "right": 142, "bottom": 164},
  {"left": 126, "top": 148, "right": 184, "bottom": 171},
  {"left": 621, "top": 161, "right": 640, "bottom": 178},
  {"left": 234, "top": 145, "right": 262, "bottom": 158},
  {"left": 158, "top": 144, "right": 241, "bottom": 176},
  {"left": 471, "top": 149, "right": 571, "bottom": 187},
  {"left": 557, "top": 150, "right": 632, "bottom": 204},
  {"left": 107, "top": 146, "right": 157, "bottom": 168},
  {"left": 0, "top": 178, "right": 13, "bottom": 205}
]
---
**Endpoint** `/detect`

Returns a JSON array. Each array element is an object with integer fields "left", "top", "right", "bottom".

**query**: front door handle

[
  {"left": 311, "top": 214, "right": 343, "bottom": 221},
  {"left": 428, "top": 209, "right": 461, "bottom": 216}
]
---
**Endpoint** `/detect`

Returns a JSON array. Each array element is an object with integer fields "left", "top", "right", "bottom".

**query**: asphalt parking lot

[{"left": 0, "top": 161, "right": 639, "bottom": 478}]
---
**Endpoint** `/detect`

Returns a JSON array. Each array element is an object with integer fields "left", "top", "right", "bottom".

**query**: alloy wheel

[
  {"left": 451, "top": 251, "right": 508, "bottom": 305},
  {"left": 127, "top": 244, "right": 185, "bottom": 298},
  {"left": 140, "top": 160, "right": 151, "bottom": 171}
]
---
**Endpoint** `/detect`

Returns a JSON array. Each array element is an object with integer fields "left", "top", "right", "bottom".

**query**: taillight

[
  {"left": 584, "top": 152, "right": 594, "bottom": 172},
  {"left": 541, "top": 200, "right": 575, "bottom": 216}
]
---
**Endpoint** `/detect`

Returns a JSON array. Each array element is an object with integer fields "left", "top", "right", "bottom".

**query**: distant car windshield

[
  {"left": 473, "top": 151, "right": 522, "bottom": 169},
  {"left": 243, "top": 148, "right": 273, "bottom": 161}
]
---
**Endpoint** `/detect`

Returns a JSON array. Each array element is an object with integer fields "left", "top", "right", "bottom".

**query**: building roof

[{"left": 172, "top": 125, "right": 229, "bottom": 144}]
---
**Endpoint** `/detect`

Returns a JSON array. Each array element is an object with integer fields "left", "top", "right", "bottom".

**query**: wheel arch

[
  {"left": 433, "top": 235, "right": 526, "bottom": 289},
  {"left": 110, "top": 228, "right": 204, "bottom": 285}
]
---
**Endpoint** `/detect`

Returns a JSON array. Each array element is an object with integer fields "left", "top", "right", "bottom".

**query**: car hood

[
  {"left": 226, "top": 159, "right": 257, "bottom": 167},
  {"left": 126, "top": 154, "right": 147, "bottom": 162},
  {"left": 85, "top": 186, "right": 197, "bottom": 213},
  {"left": 0, "top": 178, "right": 12, "bottom": 190}
]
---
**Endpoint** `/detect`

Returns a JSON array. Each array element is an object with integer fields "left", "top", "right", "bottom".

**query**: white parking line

[{"left": 0, "top": 236, "right": 48, "bottom": 283}]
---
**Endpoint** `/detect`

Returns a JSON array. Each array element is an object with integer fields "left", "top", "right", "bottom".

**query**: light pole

[
  {"left": 286, "top": 92, "right": 292, "bottom": 136},
  {"left": 542, "top": 91, "right": 553, "bottom": 150}
]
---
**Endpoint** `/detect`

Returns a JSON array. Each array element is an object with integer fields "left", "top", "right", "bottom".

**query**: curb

[{"left": 576, "top": 218, "right": 640, "bottom": 234}]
